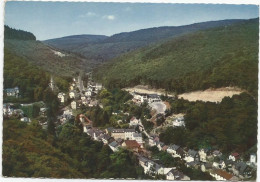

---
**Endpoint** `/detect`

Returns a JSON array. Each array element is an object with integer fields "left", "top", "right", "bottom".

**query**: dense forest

[
  {"left": 3, "top": 119, "right": 146, "bottom": 178},
  {"left": 160, "top": 93, "right": 257, "bottom": 154},
  {"left": 3, "top": 48, "right": 71, "bottom": 103},
  {"left": 95, "top": 18, "right": 258, "bottom": 97},
  {"left": 5, "top": 25, "right": 36, "bottom": 40}
]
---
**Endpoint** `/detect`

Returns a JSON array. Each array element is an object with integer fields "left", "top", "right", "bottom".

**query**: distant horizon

[{"left": 5, "top": 2, "right": 259, "bottom": 40}]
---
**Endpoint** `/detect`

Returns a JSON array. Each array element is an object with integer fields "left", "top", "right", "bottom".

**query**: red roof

[
  {"left": 124, "top": 140, "right": 140, "bottom": 148},
  {"left": 215, "top": 169, "right": 233, "bottom": 180},
  {"left": 232, "top": 152, "right": 239, "bottom": 157}
]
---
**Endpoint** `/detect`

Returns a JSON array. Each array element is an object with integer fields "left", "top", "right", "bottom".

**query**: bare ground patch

[{"left": 178, "top": 87, "right": 244, "bottom": 103}]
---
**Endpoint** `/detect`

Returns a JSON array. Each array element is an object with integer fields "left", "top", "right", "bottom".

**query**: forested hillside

[
  {"left": 3, "top": 120, "right": 145, "bottom": 178},
  {"left": 44, "top": 19, "right": 245, "bottom": 63},
  {"left": 5, "top": 25, "right": 36, "bottom": 40},
  {"left": 3, "top": 48, "right": 70, "bottom": 103},
  {"left": 4, "top": 26, "right": 96, "bottom": 77},
  {"left": 95, "top": 18, "right": 259, "bottom": 97},
  {"left": 160, "top": 93, "right": 257, "bottom": 154}
]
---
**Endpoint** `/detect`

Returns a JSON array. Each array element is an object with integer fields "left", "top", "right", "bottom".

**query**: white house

[
  {"left": 6, "top": 87, "right": 19, "bottom": 97},
  {"left": 109, "top": 141, "right": 119, "bottom": 152},
  {"left": 148, "top": 94, "right": 161, "bottom": 103},
  {"left": 71, "top": 101, "right": 78, "bottom": 110},
  {"left": 132, "top": 133, "right": 143, "bottom": 145},
  {"left": 167, "top": 144, "right": 184, "bottom": 158},
  {"left": 198, "top": 149, "right": 209, "bottom": 162},
  {"left": 85, "top": 90, "right": 92, "bottom": 97},
  {"left": 95, "top": 83, "right": 102, "bottom": 90},
  {"left": 20, "top": 117, "right": 31, "bottom": 122},
  {"left": 58, "top": 92, "right": 66, "bottom": 103},
  {"left": 166, "top": 168, "right": 190, "bottom": 180},
  {"left": 250, "top": 154, "right": 256, "bottom": 165},
  {"left": 69, "top": 91, "right": 76, "bottom": 99},
  {"left": 172, "top": 116, "right": 185, "bottom": 127},
  {"left": 129, "top": 117, "right": 140, "bottom": 126},
  {"left": 184, "top": 149, "right": 200, "bottom": 163},
  {"left": 229, "top": 153, "right": 240, "bottom": 162}
]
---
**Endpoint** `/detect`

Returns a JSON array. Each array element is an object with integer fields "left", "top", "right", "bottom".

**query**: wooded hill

[
  {"left": 4, "top": 25, "right": 36, "bottom": 40},
  {"left": 4, "top": 26, "right": 96, "bottom": 78},
  {"left": 44, "top": 19, "right": 245, "bottom": 64},
  {"left": 94, "top": 18, "right": 259, "bottom": 97}
]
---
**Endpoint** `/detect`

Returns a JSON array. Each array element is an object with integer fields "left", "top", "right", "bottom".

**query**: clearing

[
  {"left": 123, "top": 85, "right": 175, "bottom": 97},
  {"left": 178, "top": 87, "right": 244, "bottom": 103}
]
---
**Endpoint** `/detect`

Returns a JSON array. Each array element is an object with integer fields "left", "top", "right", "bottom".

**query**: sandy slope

[{"left": 178, "top": 87, "right": 244, "bottom": 103}]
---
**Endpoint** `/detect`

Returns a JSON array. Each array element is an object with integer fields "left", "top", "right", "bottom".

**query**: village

[{"left": 3, "top": 72, "right": 257, "bottom": 181}]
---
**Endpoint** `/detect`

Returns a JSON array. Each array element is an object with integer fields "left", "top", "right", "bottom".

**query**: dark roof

[
  {"left": 235, "top": 162, "right": 249, "bottom": 174},
  {"left": 170, "top": 144, "right": 180, "bottom": 151},
  {"left": 112, "top": 128, "right": 135, "bottom": 133},
  {"left": 103, "top": 134, "right": 111, "bottom": 140},
  {"left": 187, "top": 161, "right": 200, "bottom": 166},
  {"left": 203, "top": 163, "right": 212, "bottom": 169},
  {"left": 167, "top": 169, "right": 184, "bottom": 180},
  {"left": 109, "top": 141, "right": 119, "bottom": 148},
  {"left": 188, "top": 149, "right": 198, "bottom": 157}
]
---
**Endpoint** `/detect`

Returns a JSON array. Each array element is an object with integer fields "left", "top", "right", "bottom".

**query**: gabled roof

[
  {"left": 213, "top": 169, "right": 233, "bottom": 180},
  {"left": 167, "top": 169, "right": 184, "bottom": 180},
  {"left": 109, "top": 141, "right": 119, "bottom": 148},
  {"left": 169, "top": 144, "right": 180, "bottom": 151},
  {"left": 124, "top": 140, "right": 140, "bottom": 148},
  {"left": 235, "top": 162, "right": 249, "bottom": 174},
  {"left": 188, "top": 149, "right": 198, "bottom": 157}
]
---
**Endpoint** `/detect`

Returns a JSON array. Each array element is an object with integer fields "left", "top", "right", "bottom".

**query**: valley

[{"left": 2, "top": 17, "right": 258, "bottom": 181}]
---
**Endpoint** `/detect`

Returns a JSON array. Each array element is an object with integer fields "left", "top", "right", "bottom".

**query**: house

[
  {"left": 109, "top": 141, "right": 119, "bottom": 152},
  {"left": 85, "top": 90, "right": 92, "bottom": 97},
  {"left": 133, "top": 92, "right": 148, "bottom": 103},
  {"left": 39, "top": 107, "right": 48, "bottom": 116},
  {"left": 250, "top": 154, "right": 257, "bottom": 165},
  {"left": 88, "top": 100, "right": 98, "bottom": 107},
  {"left": 129, "top": 117, "right": 140, "bottom": 126},
  {"left": 125, "top": 129, "right": 136, "bottom": 140},
  {"left": 122, "top": 140, "right": 140, "bottom": 152},
  {"left": 212, "top": 150, "right": 222, "bottom": 157},
  {"left": 198, "top": 148, "right": 209, "bottom": 162},
  {"left": 225, "top": 159, "right": 235, "bottom": 169},
  {"left": 157, "top": 142, "right": 166, "bottom": 151},
  {"left": 58, "top": 92, "right": 67, "bottom": 103},
  {"left": 95, "top": 83, "right": 102, "bottom": 90},
  {"left": 5, "top": 87, "right": 19, "bottom": 97},
  {"left": 149, "top": 136, "right": 159, "bottom": 146},
  {"left": 186, "top": 161, "right": 200, "bottom": 169},
  {"left": 201, "top": 163, "right": 213, "bottom": 172},
  {"left": 218, "top": 160, "right": 226, "bottom": 169},
  {"left": 138, "top": 156, "right": 164, "bottom": 176},
  {"left": 232, "top": 162, "right": 252, "bottom": 179},
  {"left": 105, "top": 127, "right": 114, "bottom": 134},
  {"left": 148, "top": 94, "right": 161, "bottom": 103},
  {"left": 229, "top": 152, "right": 240, "bottom": 162},
  {"left": 210, "top": 169, "right": 235, "bottom": 181},
  {"left": 184, "top": 149, "right": 200, "bottom": 162},
  {"left": 167, "top": 144, "right": 185, "bottom": 158},
  {"left": 132, "top": 133, "right": 143, "bottom": 145},
  {"left": 166, "top": 168, "right": 187, "bottom": 180},
  {"left": 20, "top": 117, "right": 31, "bottom": 122},
  {"left": 69, "top": 91, "right": 76, "bottom": 98},
  {"left": 172, "top": 116, "right": 185, "bottom": 127},
  {"left": 71, "top": 101, "right": 78, "bottom": 110}
]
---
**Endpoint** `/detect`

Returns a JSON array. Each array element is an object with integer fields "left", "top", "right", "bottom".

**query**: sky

[{"left": 4, "top": 1, "right": 259, "bottom": 40}]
